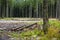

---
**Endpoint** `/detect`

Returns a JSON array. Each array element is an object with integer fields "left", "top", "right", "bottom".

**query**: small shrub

[{"left": 47, "top": 26, "right": 59, "bottom": 38}]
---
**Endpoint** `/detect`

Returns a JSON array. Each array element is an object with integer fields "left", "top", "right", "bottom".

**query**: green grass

[
  {"left": 49, "top": 20, "right": 60, "bottom": 29},
  {"left": 8, "top": 28, "right": 43, "bottom": 38},
  {"left": 38, "top": 20, "right": 60, "bottom": 29},
  {"left": 1, "top": 19, "right": 60, "bottom": 40},
  {"left": 0, "top": 18, "right": 14, "bottom": 20}
]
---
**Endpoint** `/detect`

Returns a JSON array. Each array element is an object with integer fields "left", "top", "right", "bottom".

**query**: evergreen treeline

[{"left": 0, "top": 0, "right": 58, "bottom": 18}]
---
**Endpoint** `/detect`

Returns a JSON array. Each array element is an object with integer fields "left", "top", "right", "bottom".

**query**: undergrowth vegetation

[{"left": 1, "top": 20, "right": 60, "bottom": 40}]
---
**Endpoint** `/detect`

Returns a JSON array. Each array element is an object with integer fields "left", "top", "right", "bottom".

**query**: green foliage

[
  {"left": 37, "top": 21, "right": 43, "bottom": 25},
  {"left": 47, "top": 26, "right": 59, "bottom": 38},
  {"left": 40, "top": 36, "right": 50, "bottom": 40},
  {"left": 0, "top": 18, "right": 14, "bottom": 20},
  {"left": 20, "top": 29, "right": 41, "bottom": 37},
  {"left": 8, "top": 28, "right": 45, "bottom": 39},
  {"left": 0, "top": 0, "right": 56, "bottom": 7},
  {"left": 49, "top": 20, "right": 60, "bottom": 29},
  {"left": 8, "top": 32, "right": 19, "bottom": 38}
]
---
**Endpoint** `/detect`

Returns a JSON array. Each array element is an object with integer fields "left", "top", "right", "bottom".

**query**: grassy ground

[
  {"left": 0, "top": 18, "right": 60, "bottom": 40},
  {"left": 0, "top": 18, "right": 57, "bottom": 21}
]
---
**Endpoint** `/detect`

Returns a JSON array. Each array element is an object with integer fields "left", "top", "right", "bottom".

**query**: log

[{"left": 10, "top": 23, "right": 38, "bottom": 31}]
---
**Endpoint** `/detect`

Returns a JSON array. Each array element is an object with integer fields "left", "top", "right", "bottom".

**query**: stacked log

[{"left": 0, "top": 22, "right": 38, "bottom": 32}]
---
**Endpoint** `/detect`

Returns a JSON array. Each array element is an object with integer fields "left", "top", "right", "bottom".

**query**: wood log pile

[{"left": 0, "top": 22, "right": 38, "bottom": 32}]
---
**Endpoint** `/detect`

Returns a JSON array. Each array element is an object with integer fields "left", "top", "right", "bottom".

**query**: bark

[
  {"left": 22, "top": 8, "right": 24, "bottom": 17},
  {"left": 2, "top": 5, "right": 5, "bottom": 18},
  {"left": 56, "top": 0, "right": 60, "bottom": 19},
  {"left": 38, "top": 3, "right": 41, "bottom": 18},
  {"left": 25, "top": 6, "right": 27, "bottom": 17},
  {"left": 43, "top": 0, "right": 49, "bottom": 34},
  {"left": 6, "top": 0, "right": 8, "bottom": 17},
  {"left": 1, "top": 0, "right": 6, "bottom": 18},
  {"left": 0, "top": 5, "right": 1, "bottom": 17},
  {"left": 58, "top": 0, "right": 60, "bottom": 20},
  {"left": 29, "top": 3, "right": 32, "bottom": 18},
  {"left": 10, "top": 7, "right": 13, "bottom": 17},
  {"left": 36, "top": 0, "right": 38, "bottom": 18},
  {"left": 56, "top": 0, "right": 58, "bottom": 18},
  {"left": 33, "top": 0, "right": 38, "bottom": 18}
]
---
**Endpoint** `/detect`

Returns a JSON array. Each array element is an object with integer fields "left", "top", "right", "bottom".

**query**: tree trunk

[
  {"left": 58, "top": 0, "right": 60, "bottom": 20},
  {"left": 36, "top": 0, "right": 38, "bottom": 18},
  {"left": 56, "top": 0, "right": 60, "bottom": 19},
  {"left": 10, "top": 6, "right": 13, "bottom": 17},
  {"left": 2, "top": 5, "right": 5, "bottom": 18},
  {"left": 43, "top": 0, "right": 49, "bottom": 34},
  {"left": 0, "top": 5, "right": 1, "bottom": 17},
  {"left": 6, "top": 0, "right": 8, "bottom": 17},
  {"left": 56, "top": 0, "right": 58, "bottom": 18},
  {"left": 29, "top": 3, "right": 32, "bottom": 18}
]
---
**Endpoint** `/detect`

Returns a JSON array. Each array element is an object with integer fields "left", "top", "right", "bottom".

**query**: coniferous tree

[{"left": 43, "top": 0, "right": 49, "bottom": 34}]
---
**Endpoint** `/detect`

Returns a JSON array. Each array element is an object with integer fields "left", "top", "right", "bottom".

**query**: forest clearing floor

[
  {"left": 0, "top": 18, "right": 59, "bottom": 40},
  {"left": 0, "top": 18, "right": 57, "bottom": 21},
  {"left": 0, "top": 18, "right": 58, "bottom": 22}
]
